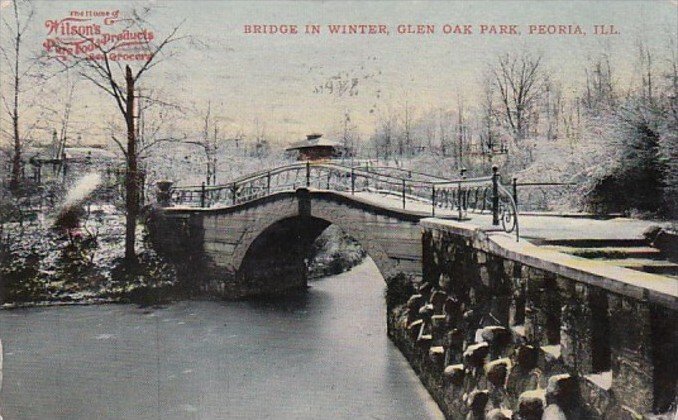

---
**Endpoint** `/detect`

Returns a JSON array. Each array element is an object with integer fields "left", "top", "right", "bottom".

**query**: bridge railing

[{"left": 167, "top": 162, "right": 519, "bottom": 240}]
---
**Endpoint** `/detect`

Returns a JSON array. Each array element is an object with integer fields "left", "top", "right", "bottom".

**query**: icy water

[{"left": 0, "top": 259, "right": 442, "bottom": 420}]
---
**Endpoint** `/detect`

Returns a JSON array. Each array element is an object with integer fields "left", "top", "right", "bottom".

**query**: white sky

[{"left": 1, "top": 0, "right": 676, "bottom": 145}]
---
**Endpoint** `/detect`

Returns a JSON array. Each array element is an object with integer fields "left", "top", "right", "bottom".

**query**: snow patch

[
  {"left": 541, "top": 344, "right": 562, "bottom": 360},
  {"left": 512, "top": 325, "right": 526, "bottom": 337},
  {"left": 585, "top": 370, "right": 612, "bottom": 390}
]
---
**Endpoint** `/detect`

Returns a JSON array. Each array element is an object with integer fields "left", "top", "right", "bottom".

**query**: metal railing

[{"left": 168, "top": 162, "right": 520, "bottom": 240}]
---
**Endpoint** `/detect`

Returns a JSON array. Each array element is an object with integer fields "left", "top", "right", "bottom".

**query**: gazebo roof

[{"left": 285, "top": 134, "right": 342, "bottom": 151}]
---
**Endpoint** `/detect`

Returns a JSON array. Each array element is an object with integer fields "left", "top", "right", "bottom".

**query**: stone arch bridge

[{"left": 147, "top": 162, "right": 517, "bottom": 298}]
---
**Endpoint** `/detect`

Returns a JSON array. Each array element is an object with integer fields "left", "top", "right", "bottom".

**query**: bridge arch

[{"left": 235, "top": 213, "right": 396, "bottom": 291}]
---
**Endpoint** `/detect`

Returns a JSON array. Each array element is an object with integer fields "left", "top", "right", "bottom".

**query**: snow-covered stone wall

[{"left": 387, "top": 220, "right": 677, "bottom": 419}]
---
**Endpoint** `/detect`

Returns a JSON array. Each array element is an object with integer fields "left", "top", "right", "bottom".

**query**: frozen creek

[{"left": 0, "top": 259, "right": 442, "bottom": 419}]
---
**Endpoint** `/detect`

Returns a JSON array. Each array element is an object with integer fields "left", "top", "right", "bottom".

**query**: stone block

[
  {"left": 438, "top": 273, "right": 451, "bottom": 290},
  {"left": 608, "top": 294, "right": 655, "bottom": 414},
  {"left": 502, "top": 260, "right": 515, "bottom": 279},
  {"left": 406, "top": 294, "right": 424, "bottom": 312},
  {"left": 465, "top": 389, "right": 489, "bottom": 417},
  {"left": 479, "top": 266, "right": 491, "bottom": 287},
  {"left": 560, "top": 299, "right": 594, "bottom": 374},
  {"left": 443, "top": 363, "right": 465, "bottom": 387},
  {"left": 484, "top": 358, "right": 511, "bottom": 389},
  {"left": 444, "top": 329, "right": 465, "bottom": 365},
  {"left": 480, "top": 325, "right": 512, "bottom": 357},
  {"left": 407, "top": 319, "right": 424, "bottom": 341},
  {"left": 417, "top": 334, "right": 433, "bottom": 351},
  {"left": 430, "top": 290, "right": 448, "bottom": 314},
  {"left": 418, "top": 282, "right": 433, "bottom": 299},
  {"left": 545, "top": 373, "right": 577, "bottom": 409},
  {"left": 444, "top": 297, "right": 462, "bottom": 321},
  {"left": 429, "top": 346, "right": 446, "bottom": 370},
  {"left": 463, "top": 342, "right": 489, "bottom": 369},
  {"left": 489, "top": 295, "right": 511, "bottom": 327},
  {"left": 431, "top": 315, "right": 447, "bottom": 341},
  {"left": 418, "top": 304, "right": 434, "bottom": 324},
  {"left": 515, "top": 344, "right": 539, "bottom": 370},
  {"left": 518, "top": 389, "right": 546, "bottom": 420}
]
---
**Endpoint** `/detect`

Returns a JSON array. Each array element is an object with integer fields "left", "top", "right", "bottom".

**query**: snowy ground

[{"left": 0, "top": 204, "right": 177, "bottom": 308}]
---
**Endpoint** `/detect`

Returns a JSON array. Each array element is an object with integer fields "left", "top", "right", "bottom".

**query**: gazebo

[{"left": 285, "top": 133, "right": 345, "bottom": 161}]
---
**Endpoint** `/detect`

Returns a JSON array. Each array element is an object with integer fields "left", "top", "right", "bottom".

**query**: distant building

[
  {"left": 25, "top": 145, "right": 121, "bottom": 185},
  {"left": 285, "top": 133, "right": 347, "bottom": 161}
]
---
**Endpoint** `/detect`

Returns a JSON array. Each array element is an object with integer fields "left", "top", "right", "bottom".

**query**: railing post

[
  {"left": 266, "top": 171, "right": 271, "bottom": 195},
  {"left": 232, "top": 182, "right": 237, "bottom": 205},
  {"left": 457, "top": 181, "right": 462, "bottom": 220},
  {"left": 327, "top": 169, "right": 331, "bottom": 189},
  {"left": 200, "top": 182, "right": 206, "bottom": 208},
  {"left": 351, "top": 168, "right": 355, "bottom": 195},
  {"left": 306, "top": 161, "right": 311, "bottom": 187},
  {"left": 492, "top": 165, "right": 500, "bottom": 226},
  {"left": 431, "top": 184, "right": 436, "bottom": 216},
  {"left": 460, "top": 167, "right": 467, "bottom": 211},
  {"left": 512, "top": 177, "right": 518, "bottom": 209},
  {"left": 402, "top": 178, "right": 406, "bottom": 209}
]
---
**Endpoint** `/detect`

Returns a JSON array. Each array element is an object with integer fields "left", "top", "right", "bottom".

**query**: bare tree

[
  {"left": 399, "top": 101, "right": 414, "bottom": 157},
  {"left": 182, "top": 101, "right": 221, "bottom": 186},
  {"left": 371, "top": 107, "right": 399, "bottom": 161},
  {"left": 47, "top": 10, "right": 185, "bottom": 262},
  {"left": 479, "top": 79, "right": 498, "bottom": 154},
  {"left": 35, "top": 75, "right": 78, "bottom": 164},
  {"left": 422, "top": 111, "right": 436, "bottom": 153},
  {"left": 0, "top": 0, "right": 35, "bottom": 191},
  {"left": 251, "top": 117, "right": 269, "bottom": 158},
  {"left": 583, "top": 53, "right": 616, "bottom": 111},
  {"left": 636, "top": 38, "right": 656, "bottom": 106},
  {"left": 340, "top": 111, "right": 359, "bottom": 160},
  {"left": 543, "top": 79, "right": 563, "bottom": 140},
  {"left": 491, "top": 51, "right": 548, "bottom": 141},
  {"left": 456, "top": 94, "right": 466, "bottom": 167},
  {"left": 438, "top": 108, "right": 451, "bottom": 157}
]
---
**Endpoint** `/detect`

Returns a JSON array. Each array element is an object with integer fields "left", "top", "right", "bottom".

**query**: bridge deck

[{"left": 346, "top": 190, "right": 666, "bottom": 242}]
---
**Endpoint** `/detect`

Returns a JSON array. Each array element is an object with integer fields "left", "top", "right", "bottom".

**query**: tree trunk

[
  {"left": 9, "top": 31, "right": 21, "bottom": 192},
  {"left": 124, "top": 66, "right": 138, "bottom": 262},
  {"left": 10, "top": 110, "right": 20, "bottom": 192}
]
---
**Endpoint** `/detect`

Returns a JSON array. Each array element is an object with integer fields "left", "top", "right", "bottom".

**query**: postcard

[{"left": 0, "top": 1, "right": 676, "bottom": 419}]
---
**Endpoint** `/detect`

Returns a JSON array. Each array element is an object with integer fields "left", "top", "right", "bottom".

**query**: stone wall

[{"left": 388, "top": 219, "right": 677, "bottom": 419}]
